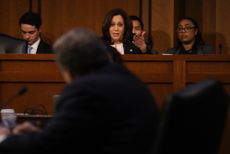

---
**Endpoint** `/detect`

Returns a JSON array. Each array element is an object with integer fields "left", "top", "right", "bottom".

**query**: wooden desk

[
  {"left": 122, "top": 54, "right": 230, "bottom": 154},
  {"left": 0, "top": 54, "right": 229, "bottom": 112},
  {"left": 16, "top": 113, "right": 52, "bottom": 128},
  {"left": 0, "top": 54, "right": 64, "bottom": 115},
  {"left": 123, "top": 54, "right": 230, "bottom": 108},
  {"left": 0, "top": 54, "right": 229, "bottom": 154}
]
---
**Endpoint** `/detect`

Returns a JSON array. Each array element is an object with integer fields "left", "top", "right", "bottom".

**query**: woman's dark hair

[
  {"left": 175, "top": 17, "right": 205, "bottom": 49},
  {"left": 102, "top": 8, "right": 133, "bottom": 45}
]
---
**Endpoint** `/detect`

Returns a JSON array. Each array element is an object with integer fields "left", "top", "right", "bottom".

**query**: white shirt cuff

[{"left": 0, "top": 135, "right": 7, "bottom": 143}]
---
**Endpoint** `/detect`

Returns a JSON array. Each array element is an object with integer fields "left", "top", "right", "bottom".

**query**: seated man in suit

[
  {"left": 19, "top": 11, "right": 53, "bottom": 54},
  {"left": 129, "top": 15, "right": 157, "bottom": 54}
]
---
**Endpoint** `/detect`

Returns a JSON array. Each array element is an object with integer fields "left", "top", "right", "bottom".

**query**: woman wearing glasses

[{"left": 165, "top": 17, "right": 214, "bottom": 54}]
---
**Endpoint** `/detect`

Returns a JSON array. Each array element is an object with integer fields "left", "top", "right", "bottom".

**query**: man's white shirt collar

[{"left": 30, "top": 38, "right": 41, "bottom": 54}]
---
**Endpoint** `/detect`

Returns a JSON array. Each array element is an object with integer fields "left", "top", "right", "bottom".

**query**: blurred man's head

[
  {"left": 53, "top": 28, "right": 111, "bottom": 83},
  {"left": 19, "top": 12, "right": 41, "bottom": 45}
]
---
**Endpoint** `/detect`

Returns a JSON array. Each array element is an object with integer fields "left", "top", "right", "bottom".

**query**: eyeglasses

[{"left": 177, "top": 26, "right": 195, "bottom": 33}]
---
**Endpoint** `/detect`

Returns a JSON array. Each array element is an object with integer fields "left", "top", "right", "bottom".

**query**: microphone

[
  {"left": 2, "top": 86, "right": 28, "bottom": 105},
  {"left": 218, "top": 44, "right": 223, "bottom": 54},
  {"left": 17, "top": 86, "right": 28, "bottom": 96}
]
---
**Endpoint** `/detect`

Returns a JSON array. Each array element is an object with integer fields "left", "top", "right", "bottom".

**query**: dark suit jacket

[
  {"left": 36, "top": 40, "right": 53, "bottom": 54},
  {"left": 102, "top": 38, "right": 143, "bottom": 54},
  {"left": 0, "top": 63, "right": 159, "bottom": 154},
  {"left": 123, "top": 41, "right": 142, "bottom": 54},
  {"left": 165, "top": 44, "right": 215, "bottom": 54}
]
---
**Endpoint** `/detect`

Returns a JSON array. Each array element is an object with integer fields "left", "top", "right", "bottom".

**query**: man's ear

[{"left": 61, "top": 69, "right": 74, "bottom": 84}]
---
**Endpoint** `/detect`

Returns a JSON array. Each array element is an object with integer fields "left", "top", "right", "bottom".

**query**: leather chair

[
  {"left": 152, "top": 79, "right": 229, "bottom": 154},
  {"left": 0, "top": 33, "right": 27, "bottom": 53}
]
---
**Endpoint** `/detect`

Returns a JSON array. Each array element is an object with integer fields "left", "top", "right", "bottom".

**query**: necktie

[{"left": 27, "top": 46, "right": 33, "bottom": 54}]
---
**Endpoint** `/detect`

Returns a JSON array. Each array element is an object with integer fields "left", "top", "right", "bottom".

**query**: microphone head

[
  {"left": 17, "top": 86, "right": 28, "bottom": 96},
  {"left": 218, "top": 44, "right": 223, "bottom": 54}
]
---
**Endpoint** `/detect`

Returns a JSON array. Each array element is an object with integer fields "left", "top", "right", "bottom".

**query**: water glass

[{"left": 1, "top": 109, "right": 17, "bottom": 129}]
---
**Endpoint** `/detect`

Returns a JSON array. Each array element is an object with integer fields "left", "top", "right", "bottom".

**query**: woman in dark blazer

[{"left": 101, "top": 8, "right": 142, "bottom": 55}]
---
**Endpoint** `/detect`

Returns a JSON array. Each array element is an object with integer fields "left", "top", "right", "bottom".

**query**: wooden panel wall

[
  {"left": 0, "top": 0, "right": 28, "bottom": 37},
  {"left": 151, "top": 0, "right": 174, "bottom": 52},
  {"left": 0, "top": 0, "right": 230, "bottom": 53},
  {"left": 216, "top": 0, "right": 230, "bottom": 55},
  {"left": 41, "top": 0, "right": 140, "bottom": 44}
]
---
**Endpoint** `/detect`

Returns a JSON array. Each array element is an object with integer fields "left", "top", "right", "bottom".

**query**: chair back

[
  {"left": 0, "top": 33, "right": 27, "bottom": 53},
  {"left": 153, "top": 79, "right": 229, "bottom": 154}
]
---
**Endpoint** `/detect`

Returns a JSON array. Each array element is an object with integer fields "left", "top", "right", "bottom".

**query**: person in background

[
  {"left": 0, "top": 28, "right": 159, "bottom": 154},
  {"left": 19, "top": 11, "right": 53, "bottom": 54},
  {"left": 101, "top": 8, "right": 143, "bottom": 55},
  {"left": 165, "top": 17, "right": 214, "bottom": 54},
  {"left": 129, "top": 15, "right": 157, "bottom": 54}
]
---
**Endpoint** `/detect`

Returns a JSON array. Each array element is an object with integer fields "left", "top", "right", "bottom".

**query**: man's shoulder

[
  {"left": 37, "top": 40, "right": 53, "bottom": 53},
  {"left": 124, "top": 41, "right": 142, "bottom": 54}
]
